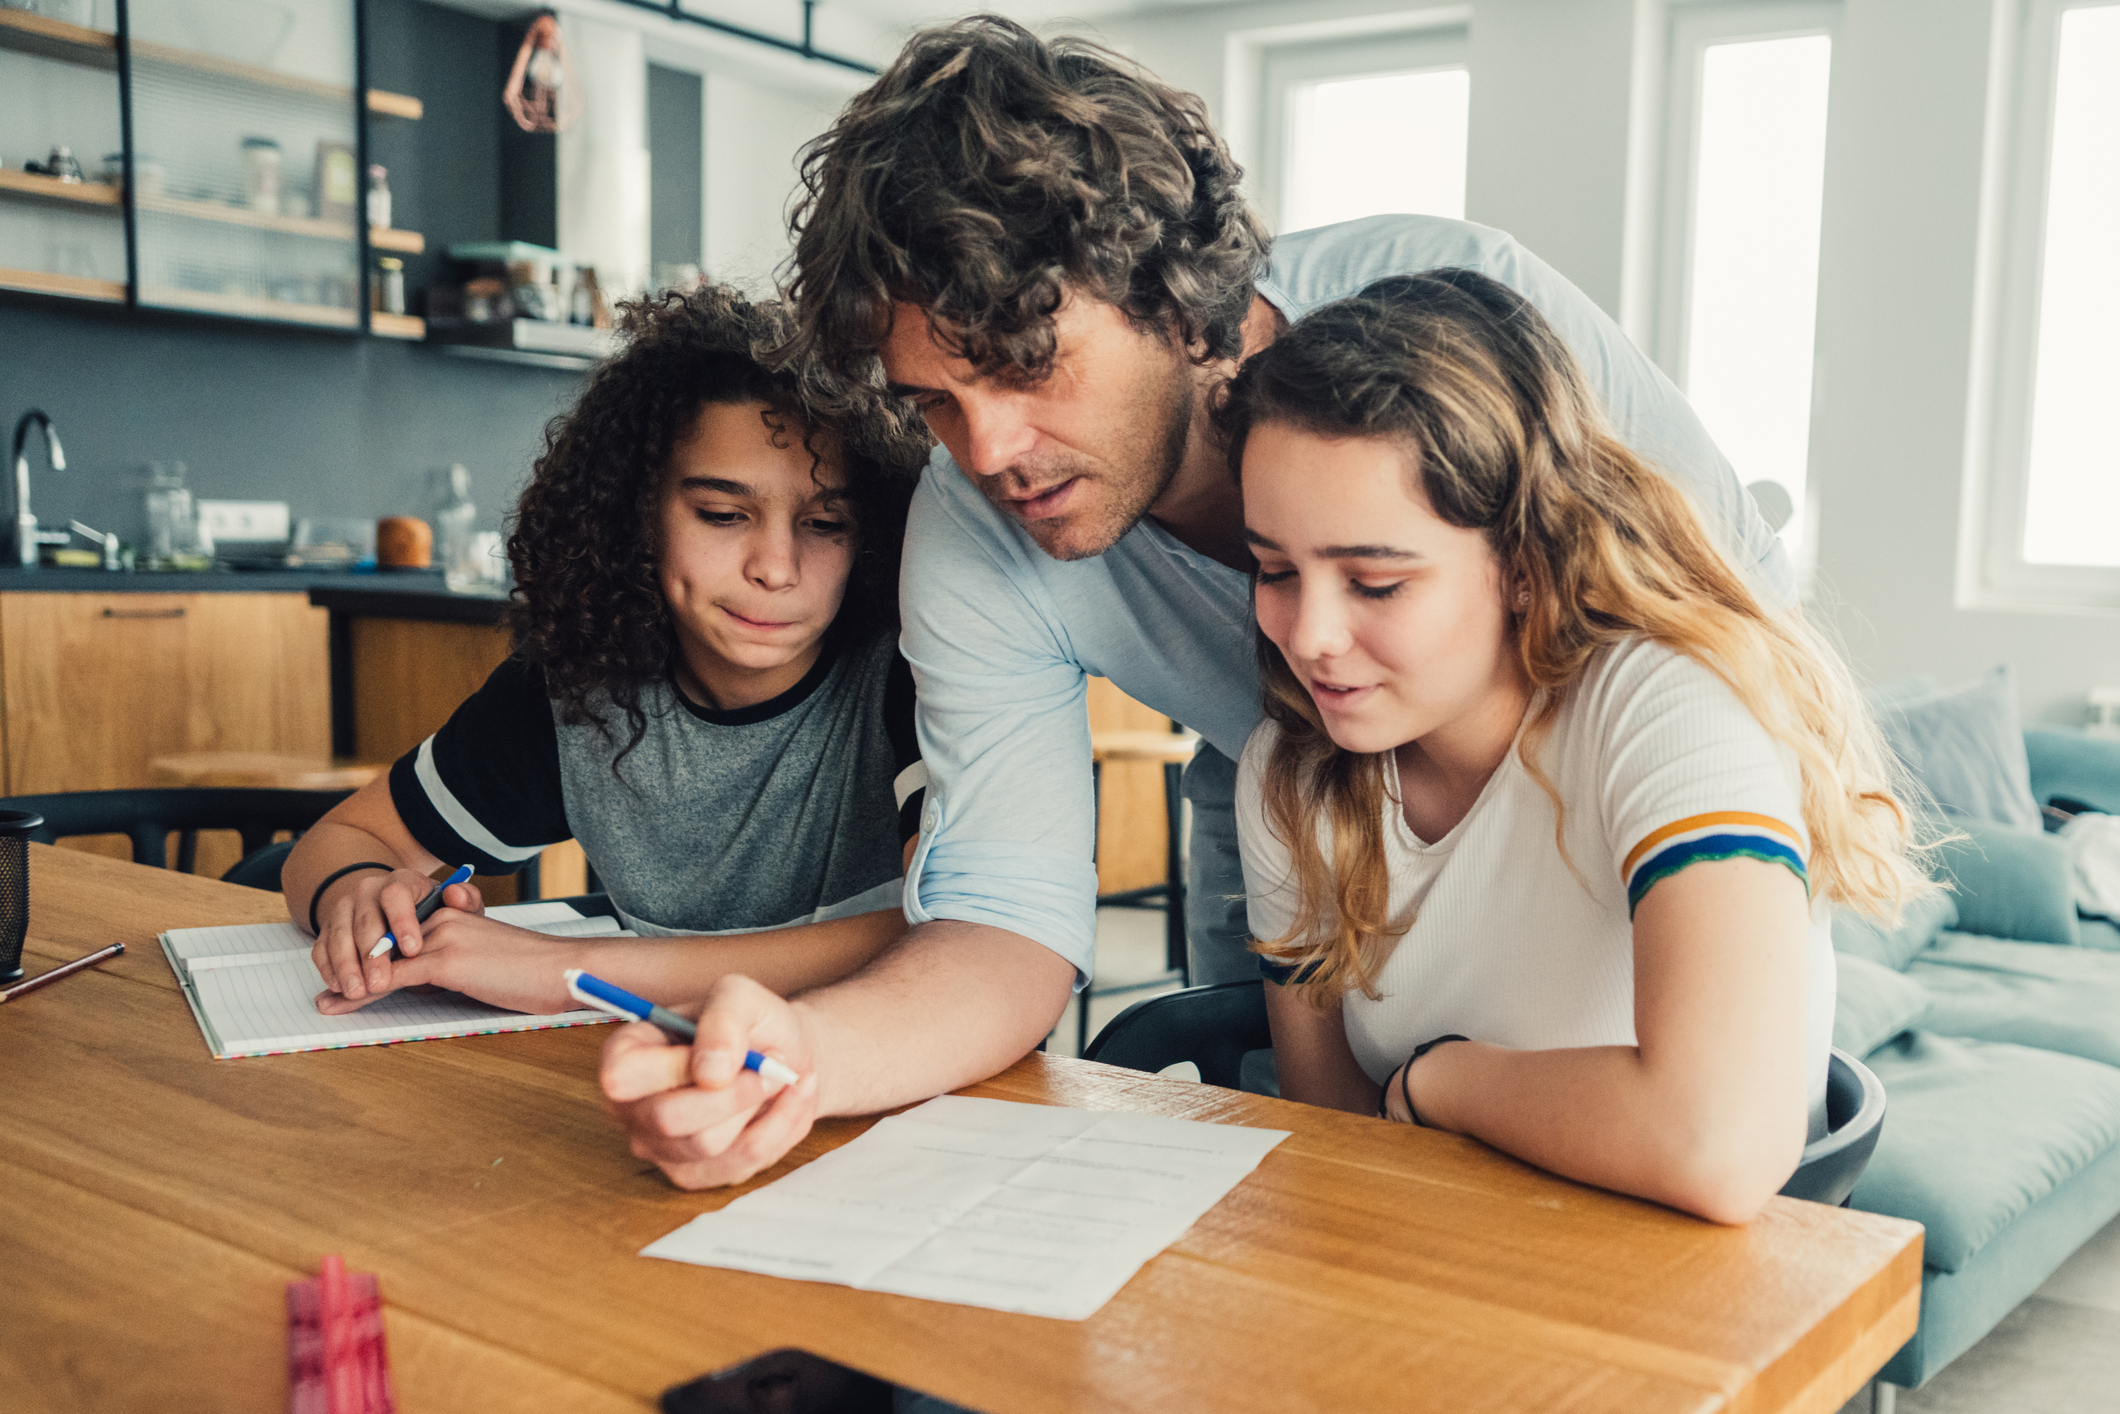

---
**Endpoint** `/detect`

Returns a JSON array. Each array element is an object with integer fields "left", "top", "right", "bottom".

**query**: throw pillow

[
  {"left": 1932, "top": 816, "right": 2081, "bottom": 947},
  {"left": 1833, "top": 890, "right": 1960, "bottom": 970},
  {"left": 1874, "top": 665, "right": 2043, "bottom": 833},
  {"left": 1832, "top": 953, "right": 1932, "bottom": 1056}
]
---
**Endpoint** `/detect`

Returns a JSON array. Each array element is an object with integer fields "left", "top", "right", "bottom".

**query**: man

[{"left": 601, "top": 16, "right": 1792, "bottom": 1187}]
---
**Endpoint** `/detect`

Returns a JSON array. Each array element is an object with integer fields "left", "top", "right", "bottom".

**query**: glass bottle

[
  {"left": 436, "top": 463, "right": 480, "bottom": 592},
  {"left": 367, "top": 165, "right": 392, "bottom": 231}
]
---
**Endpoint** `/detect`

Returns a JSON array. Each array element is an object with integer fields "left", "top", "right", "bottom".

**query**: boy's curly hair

[
  {"left": 508, "top": 284, "right": 930, "bottom": 763},
  {"left": 776, "top": 14, "right": 1270, "bottom": 402}
]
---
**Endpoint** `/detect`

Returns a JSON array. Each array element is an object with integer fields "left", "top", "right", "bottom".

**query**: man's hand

[
  {"left": 600, "top": 974, "right": 821, "bottom": 1189},
  {"left": 313, "top": 909, "right": 570, "bottom": 1016},
  {"left": 311, "top": 869, "right": 486, "bottom": 1000}
]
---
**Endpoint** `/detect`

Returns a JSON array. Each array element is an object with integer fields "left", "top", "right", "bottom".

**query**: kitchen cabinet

[
  {"left": 0, "top": 2, "right": 425, "bottom": 336},
  {"left": 337, "top": 611, "right": 586, "bottom": 902},
  {"left": 0, "top": 590, "right": 329, "bottom": 871}
]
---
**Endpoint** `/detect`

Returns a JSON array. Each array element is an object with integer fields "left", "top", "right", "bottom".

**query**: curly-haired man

[{"left": 601, "top": 16, "right": 1793, "bottom": 1188}]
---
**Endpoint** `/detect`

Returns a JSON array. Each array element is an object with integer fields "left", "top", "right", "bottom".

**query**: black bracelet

[
  {"left": 1399, "top": 1034, "right": 1469, "bottom": 1128},
  {"left": 309, "top": 861, "right": 396, "bottom": 935}
]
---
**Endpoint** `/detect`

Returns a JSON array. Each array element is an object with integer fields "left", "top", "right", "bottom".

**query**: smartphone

[{"left": 660, "top": 1348, "right": 983, "bottom": 1414}]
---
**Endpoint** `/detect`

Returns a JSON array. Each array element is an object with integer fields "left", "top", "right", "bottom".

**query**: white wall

[
  {"left": 701, "top": 73, "right": 843, "bottom": 291},
  {"left": 1805, "top": 0, "right": 2119, "bottom": 722},
  {"left": 558, "top": 15, "right": 650, "bottom": 298},
  {"left": 1090, "top": 0, "right": 2120, "bottom": 723}
]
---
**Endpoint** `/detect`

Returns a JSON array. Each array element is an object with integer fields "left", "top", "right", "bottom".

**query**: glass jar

[
  {"left": 241, "top": 137, "right": 281, "bottom": 214},
  {"left": 375, "top": 257, "right": 405, "bottom": 316},
  {"left": 143, "top": 462, "right": 204, "bottom": 570}
]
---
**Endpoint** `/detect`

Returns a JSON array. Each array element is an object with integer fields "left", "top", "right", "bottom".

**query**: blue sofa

[{"left": 1835, "top": 727, "right": 2120, "bottom": 1389}]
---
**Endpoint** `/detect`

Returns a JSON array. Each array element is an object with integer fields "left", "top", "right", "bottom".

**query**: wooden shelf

[
  {"left": 0, "top": 9, "right": 116, "bottom": 69},
  {"left": 367, "top": 90, "right": 422, "bottom": 120},
  {"left": 141, "top": 285, "right": 358, "bottom": 328},
  {"left": 0, "top": 169, "right": 122, "bottom": 212},
  {"left": 136, "top": 192, "right": 351, "bottom": 240},
  {"left": 0, "top": 15, "right": 418, "bottom": 119},
  {"left": 132, "top": 194, "right": 426, "bottom": 255},
  {"left": 0, "top": 266, "right": 125, "bottom": 303},
  {"left": 370, "top": 311, "right": 425, "bottom": 340}
]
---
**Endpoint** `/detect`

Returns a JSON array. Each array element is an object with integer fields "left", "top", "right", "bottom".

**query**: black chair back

[
  {"left": 1082, "top": 980, "right": 1271, "bottom": 1089},
  {"left": 1, "top": 788, "right": 351, "bottom": 874},
  {"left": 1777, "top": 1047, "right": 1888, "bottom": 1207}
]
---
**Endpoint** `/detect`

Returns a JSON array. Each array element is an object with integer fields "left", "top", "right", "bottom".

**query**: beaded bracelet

[{"left": 308, "top": 862, "right": 396, "bottom": 935}]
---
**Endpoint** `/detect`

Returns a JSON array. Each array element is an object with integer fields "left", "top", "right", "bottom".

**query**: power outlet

[{"left": 196, "top": 499, "right": 291, "bottom": 549}]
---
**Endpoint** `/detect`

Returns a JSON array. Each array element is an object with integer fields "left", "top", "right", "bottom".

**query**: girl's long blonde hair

[{"left": 1217, "top": 270, "right": 1932, "bottom": 1001}]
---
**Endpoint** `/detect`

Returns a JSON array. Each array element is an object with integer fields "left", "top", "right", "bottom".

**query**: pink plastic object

[{"left": 287, "top": 1256, "right": 397, "bottom": 1414}]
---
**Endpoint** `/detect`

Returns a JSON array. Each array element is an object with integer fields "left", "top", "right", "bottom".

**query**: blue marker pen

[
  {"left": 562, "top": 968, "right": 802, "bottom": 1086},
  {"left": 368, "top": 864, "right": 475, "bottom": 959}
]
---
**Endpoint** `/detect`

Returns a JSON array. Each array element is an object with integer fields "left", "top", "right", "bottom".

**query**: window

[
  {"left": 1259, "top": 27, "right": 1469, "bottom": 236},
  {"left": 1655, "top": 3, "right": 1838, "bottom": 556},
  {"left": 1976, "top": 0, "right": 2120, "bottom": 606}
]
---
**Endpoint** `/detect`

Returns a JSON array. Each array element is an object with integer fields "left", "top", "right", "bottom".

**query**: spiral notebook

[{"left": 160, "top": 901, "right": 630, "bottom": 1059}]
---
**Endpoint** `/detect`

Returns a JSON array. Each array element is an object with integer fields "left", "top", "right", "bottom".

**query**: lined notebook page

[
  {"left": 162, "top": 905, "right": 627, "bottom": 1059},
  {"left": 191, "top": 956, "right": 613, "bottom": 1056}
]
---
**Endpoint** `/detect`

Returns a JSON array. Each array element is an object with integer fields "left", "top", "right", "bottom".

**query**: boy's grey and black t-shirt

[{"left": 388, "top": 631, "right": 926, "bottom": 937}]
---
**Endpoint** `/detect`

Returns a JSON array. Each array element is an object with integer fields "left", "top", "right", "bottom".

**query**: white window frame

[
  {"left": 1966, "top": 0, "right": 2120, "bottom": 611},
  {"left": 1649, "top": 0, "right": 1842, "bottom": 389},
  {"left": 1253, "top": 23, "right": 1470, "bottom": 237}
]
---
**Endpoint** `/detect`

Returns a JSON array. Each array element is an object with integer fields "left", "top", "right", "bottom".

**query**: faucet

[{"left": 11, "top": 410, "right": 71, "bottom": 570}]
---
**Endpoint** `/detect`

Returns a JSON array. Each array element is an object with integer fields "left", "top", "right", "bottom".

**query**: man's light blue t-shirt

[{"left": 898, "top": 215, "right": 1794, "bottom": 985}]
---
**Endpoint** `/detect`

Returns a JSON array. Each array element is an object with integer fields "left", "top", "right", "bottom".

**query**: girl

[
  {"left": 1223, "top": 270, "right": 1929, "bottom": 1224},
  {"left": 284, "top": 285, "right": 932, "bottom": 1017}
]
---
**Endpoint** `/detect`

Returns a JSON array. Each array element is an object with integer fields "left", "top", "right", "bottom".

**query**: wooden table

[{"left": 1, "top": 845, "right": 1922, "bottom": 1413}]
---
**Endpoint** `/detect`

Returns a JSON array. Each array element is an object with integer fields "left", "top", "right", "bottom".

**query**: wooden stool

[
  {"left": 1084, "top": 728, "right": 1199, "bottom": 1055},
  {"left": 150, "top": 752, "right": 386, "bottom": 792}
]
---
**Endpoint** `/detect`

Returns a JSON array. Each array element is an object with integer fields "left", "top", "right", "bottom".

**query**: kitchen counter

[
  {"left": 306, "top": 578, "right": 508, "bottom": 626},
  {"left": 0, "top": 566, "right": 509, "bottom": 626}
]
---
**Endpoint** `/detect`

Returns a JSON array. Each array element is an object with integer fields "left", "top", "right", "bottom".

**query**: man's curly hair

[
  {"left": 777, "top": 14, "right": 1270, "bottom": 400},
  {"left": 508, "top": 284, "right": 929, "bottom": 765}
]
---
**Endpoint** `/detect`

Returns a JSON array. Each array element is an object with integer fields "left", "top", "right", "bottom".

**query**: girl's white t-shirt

[{"left": 1235, "top": 637, "right": 1836, "bottom": 1133}]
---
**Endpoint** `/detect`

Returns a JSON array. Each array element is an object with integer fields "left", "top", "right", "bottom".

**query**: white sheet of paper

[{"left": 640, "top": 1095, "right": 1289, "bottom": 1320}]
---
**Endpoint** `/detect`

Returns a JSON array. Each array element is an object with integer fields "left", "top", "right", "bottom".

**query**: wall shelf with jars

[{"left": 0, "top": 2, "right": 423, "bottom": 338}]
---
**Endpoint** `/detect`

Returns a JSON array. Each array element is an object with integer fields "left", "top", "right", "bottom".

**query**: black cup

[{"left": 0, "top": 810, "right": 44, "bottom": 983}]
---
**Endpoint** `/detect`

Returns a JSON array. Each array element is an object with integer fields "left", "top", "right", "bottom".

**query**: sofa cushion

[
  {"left": 1908, "top": 932, "right": 2120, "bottom": 1068},
  {"left": 1855, "top": 1032, "right": 2120, "bottom": 1271},
  {"left": 1833, "top": 890, "right": 1960, "bottom": 971},
  {"left": 2079, "top": 917, "right": 2120, "bottom": 953},
  {"left": 2026, "top": 726, "right": 2120, "bottom": 817},
  {"left": 1930, "top": 816, "right": 2080, "bottom": 947},
  {"left": 1875, "top": 665, "right": 2043, "bottom": 832},
  {"left": 1835, "top": 953, "right": 1932, "bottom": 1055}
]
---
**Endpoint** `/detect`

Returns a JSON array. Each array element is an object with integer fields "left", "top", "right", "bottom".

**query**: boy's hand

[
  {"left": 312, "top": 910, "right": 578, "bottom": 1016},
  {"left": 310, "top": 869, "right": 486, "bottom": 1001}
]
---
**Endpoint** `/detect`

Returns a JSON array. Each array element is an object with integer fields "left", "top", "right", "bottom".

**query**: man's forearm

[{"left": 795, "top": 919, "right": 1076, "bottom": 1117}]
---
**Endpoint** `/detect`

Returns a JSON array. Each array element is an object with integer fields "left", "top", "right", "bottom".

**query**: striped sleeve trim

[
  {"left": 413, "top": 736, "right": 547, "bottom": 866},
  {"left": 1623, "top": 812, "right": 1807, "bottom": 916}
]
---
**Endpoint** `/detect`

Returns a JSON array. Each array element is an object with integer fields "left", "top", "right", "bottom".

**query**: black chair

[
  {"left": 1087, "top": 983, "right": 1889, "bottom": 1208},
  {"left": 1779, "top": 1048, "right": 1888, "bottom": 1208},
  {"left": 2, "top": 787, "right": 351, "bottom": 888},
  {"left": 1082, "top": 979, "right": 1271, "bottom": 1090}
]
